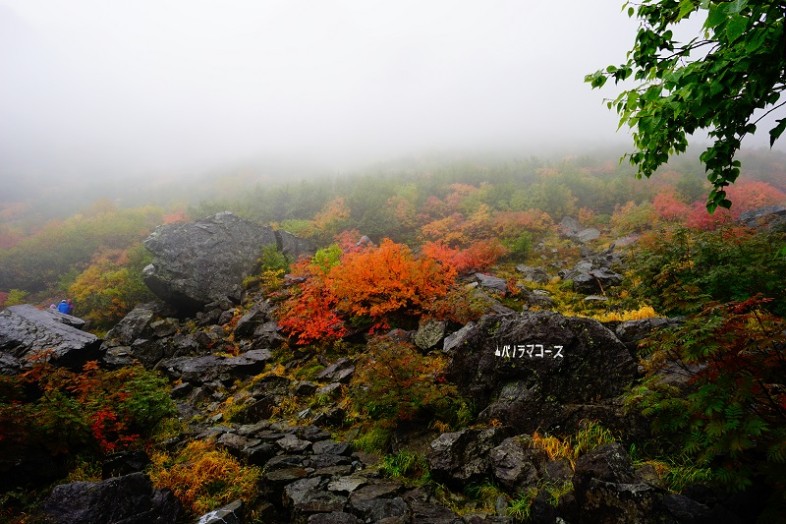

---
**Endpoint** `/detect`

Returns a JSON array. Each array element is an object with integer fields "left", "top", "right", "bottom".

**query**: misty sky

[{"left": 0, "top": 1, "right": 718, "bottom": 184}]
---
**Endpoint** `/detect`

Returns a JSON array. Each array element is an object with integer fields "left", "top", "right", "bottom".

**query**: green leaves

[{"left": 588, "top": 0, "right": 786, "bottom": 211}]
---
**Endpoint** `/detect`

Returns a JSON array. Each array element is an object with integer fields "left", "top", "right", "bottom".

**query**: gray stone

[
  {"left": 143, "top": 212, "right": 282, "bottom": 312},
  {"left": 474, "top": 273, "right": 508, "bottom": 293},
  {"left": 315, "top": 358, "right": 355, "bottom": 383},
  {"left": 575, "top": 228, "right": 601, "bottom": 243},
  {"left": 307, "top": 512, "right": 362, "bottom": 524},
  {"left": 234, "top": 305, "right": 269, "bottom": 337},
  {"left": 285, "top": 477, "right": 347, "bottom": 516},
  {"left": 276, "top": 433, "right": 312, "bottom": 453},
  {"left": 105, "top": 304, "right": 158, "bottom": 346},
  {"left": 414, "top": 319, "right": 447, "bottom": 351},
  {"left": 160, "top": 348, "right": 272, "bottom": 383},
  {"left": 615, "top": 317, "right": 680, "bottom": 352},
  {"left": 442, "top": 321, "right": 477, "bottom": 353},
  {"left": 489, "top": 437, "right": 548, "bottom": 490},
  {"left": 312, "top": 440, "right": 350, "bottom": 456},
  {"left": 327, "top": 476, "right": 367, "bottom": 494},
  {"left": 445, "top": 311, "right": 637, "bottom": 435},
  {"left": 0, "top": 304, "right": 101, "bottom": 369},
  {"left": 428, "top": 428, "right": 509, "bottom": 487},
  {"left": 559, "top": 216, "right": 582, "bottom": 237},
  {"left": 740, "top": 205, "right": 786, "bottom": 232},
  {"left": 196, "top": 499, "right": 243, "bottom": 524},
  {"left": 515, "top": 265, "right": 550, "bottom": 284},
  {"left": 0, "top": 352, "right": 22, "bottom": 375},
  {"left": 42, "top": 472, "right": 180, "bottom": 524}
]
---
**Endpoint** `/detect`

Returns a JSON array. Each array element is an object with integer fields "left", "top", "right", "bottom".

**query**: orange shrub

[
  {"left": 330, "top": 239, "right": 456, "bottom": 320},
  {"left": 422, "top": 239, "right": 507, "bottom": 274},
  {"left": 277, "top": 239, "right": 458, "bottom": 344}
]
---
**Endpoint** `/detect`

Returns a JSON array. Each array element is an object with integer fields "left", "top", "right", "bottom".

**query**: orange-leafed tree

[
  {"left": 422, "top": 239, "right": 508, "bottom": 275},
  {"left": 277, "top": 239, "right": 457, "bottom": 344},
  {"left": 330, "top": 239, "right": 456, "bottom": 323}
]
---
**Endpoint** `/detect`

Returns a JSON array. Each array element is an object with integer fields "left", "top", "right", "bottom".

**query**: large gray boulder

[
  {"left": 142, "top": 212, "right": 312, "bottom": 313},
  {"left": 444, "top": 311, "right": 637, "bottom": 435},
  {"left": 739, "top": 205, "right": 786, "bottom": 232},
  {"left": 43, "top": 472, "right": 180, "bottom": 524},
  {"left": 0, "top": 304, "right": 101, "bottom": 369}
]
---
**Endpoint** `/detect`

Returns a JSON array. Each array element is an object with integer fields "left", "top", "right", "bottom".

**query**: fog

[{"left": 4, "top": 0, "right": 753, "bottom": 197}]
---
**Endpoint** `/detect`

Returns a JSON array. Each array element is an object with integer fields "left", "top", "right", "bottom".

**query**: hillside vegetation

[{"left": 1, "top": 151, "right": 785, "bottom": 522}]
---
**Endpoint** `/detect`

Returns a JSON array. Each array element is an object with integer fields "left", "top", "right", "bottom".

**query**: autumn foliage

[
  {"left": 421, "top": 239, "right": 508, "bottom": 274},
  {"left": 0, "top": 359, "right": 176, "bottom": 458},
  {"left": 277, "top": 239, "right": 457, "bottom": 344}
]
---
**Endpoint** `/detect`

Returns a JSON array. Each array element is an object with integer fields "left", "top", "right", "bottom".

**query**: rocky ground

[{"left": 0, "top": 211, "right": 763, "bottom": 524}]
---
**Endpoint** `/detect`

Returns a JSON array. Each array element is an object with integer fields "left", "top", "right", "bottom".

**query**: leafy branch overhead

[{"left": 586, "top": 0, "right": 786, "bottom": 211}]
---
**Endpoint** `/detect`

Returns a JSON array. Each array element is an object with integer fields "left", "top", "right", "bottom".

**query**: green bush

[
  {"left": 627, "top": 299, "right": 786, "bottom": 494},
  {"left": 259, "top": 243, "right": 290, "bottom": 273},
  {"left": 629, "top": 226, "right": 786, "bottom": 316}
]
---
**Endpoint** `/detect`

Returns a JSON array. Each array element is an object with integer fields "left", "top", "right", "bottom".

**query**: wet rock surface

[
  {"left": 142, "top": 212, "right": 313, "bottom": 313},
  {"left": 42, "top": 472, "right": 181, "bottom": 524},
  {"left": 444, "top": 311, "right": 637, "bottom": 434},
  {"left": 0, "top": 304, "right": 101, "bottom": 369}
]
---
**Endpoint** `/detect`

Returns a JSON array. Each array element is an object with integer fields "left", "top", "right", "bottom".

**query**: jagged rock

[
  {"left": 315, "top": 358, "right": 355, "bottom": 383},
  {"left": 474, "top": 273, "right": 508, "bottom": 293},
  {"left": 615, "top": 317, "right": 681, "bottom": 353},
  {"left": 573, "top": 443, "right": 635, "bottom": 490},
  {"left": 253, "top": 320, "right": 284, "bottom": 347},
  {"left": 308, "top": 512, "right": 363, "bottom": 524},
  {"left": 316, "top": 382, "right": 343, "bottom": 397},
  {"left": 570, "top": 443, "right": 680, "bottom": 523},
  {"left": 0, "top": 304, "right": 101, "bottom": 369},
  {"left": 428, "top": 428, "right": 509, "bottom": 487},
  {"left": 234, "top": 303, "right": 272, "bottom": 337},
  {"left": 160, "top": 348, "right": 272, "bottom": 384},
  {"left": 576, "top": 228, "right": 601, "bottom": 243},
  {"left": 327, "top": 476, "right": 367, "bottom": 494},
  {"left": 104, "top": 303, "right": 157, "bottom": 345},
  {"left": 414, "top": 319, "right": 447, "bottom": 351},
  {"left": 347, "top": 482, "right": 407, "bottom": 521},
  {"left": 253, "top": 373, "right": 292, "bottom": 392},
  {"left": 519, "top": 288, "right": 555, "bottom": 309},
  {"left": 445, "top": 312, "right": 637, "bottom": 435},
  {"left": 559, "top": 216, "right": 582, "bottom": 237},
  {"left": 101, "top": 450, "right": 151, "bottom": 479},
  {"left": 489, "top": 436, "right": 549, "bottom": 490},
  {"left": 567, "top": 267, "right": 623, "bottom": 295},
  {"left": 42, "top": 472, "right": 180, "bottom": 524},
  {"left": 740, "top": 204, "right": 786, "bottom": 232},
  {"left": 217, "top": 432, "right": 262, "bottom": 458},
  {"left": 284, "top": 477, "right": 347, "bottom": 517},
  {"left": 277, "top": 434, "right": 312, "bottom": 453},
  {"left": 661, "top": 494, "right": 713, "bottom": 523},
  {"left": 443, "top": 322, "right": 476, "bottom": 353},
  {"left": 311, "top": 406, "right": 346, "bottom": 427},
  {"left": 0, "top": 352, "right": 22, "bottom": 375},
  {"left": 313, "top": 441, "right": 350, "bottom": 456},
  {"left": 402, "top": 489, "right": 464, "bottom": 524},
  {"left": 516, "top": 265, "right": 550, "bottom": 284},
  {"left": 296, "top": 381, "right": 319, "bottom": 396},
  {"left": 143, "top": 212, "right": 307, "bottom": 313},
  {"left": 196, "top": 499, "right": 243, "bottom": 524},
  {"left": 309, "top": 454, "right": 353, "bottom": 469}
]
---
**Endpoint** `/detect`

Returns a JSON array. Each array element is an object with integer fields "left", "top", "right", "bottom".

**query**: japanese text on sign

[{"left": 494, "top": 344, "right": 564, "bottom": 359}]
